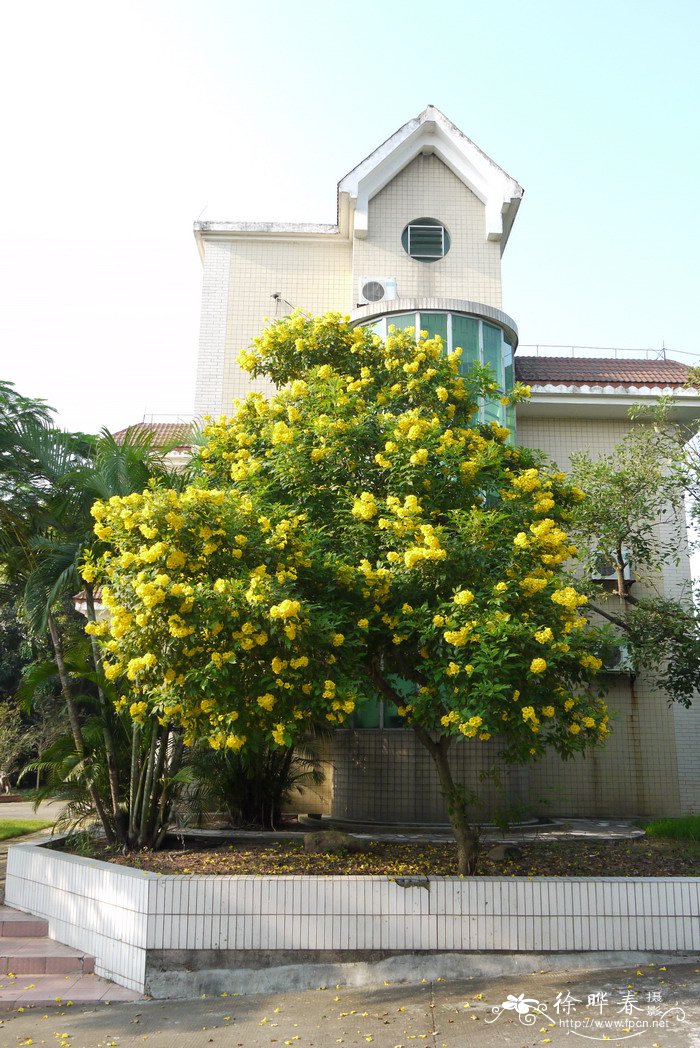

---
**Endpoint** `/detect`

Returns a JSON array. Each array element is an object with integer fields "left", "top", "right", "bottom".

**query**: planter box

[{"left": 6, "top": 838, "right": 700, "bottom": 996}]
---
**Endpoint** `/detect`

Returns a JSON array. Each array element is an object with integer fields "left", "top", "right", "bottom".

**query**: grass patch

[
  {"left": 0, "top": 819, "right": 53, "bottom": 841},
  {"left": 645, "top": 815, "right": 700, "bottom": 841}
]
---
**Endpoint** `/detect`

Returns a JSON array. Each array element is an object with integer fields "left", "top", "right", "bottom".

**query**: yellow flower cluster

[
  {"left": 551, "top": 587, "right": 588, "bottom": 611},
  {"left": 443, "top": 621, "right": 477, "bottom": 647},
  {"left": 512, "top": 468, "right": 541, "bottom": 492},
  {"left": 351, "top": 492, "right": 379, "bottom": 521},
  {"left": 269, "top": 599, "right": 301, "bottom": 620},
  {"left": 520, "top": 576, "right": 549, "bottom": 595},
  {"left": 580, "top": 653, "right": 603, "bottom": 670},
  {"left": 126, "top": 653, "right": 157, "bottom": 680}
]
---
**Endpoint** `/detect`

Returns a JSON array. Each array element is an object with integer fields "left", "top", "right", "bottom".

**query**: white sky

[{"left": 1, "top": 0, "right": 699, "bottom": 434}]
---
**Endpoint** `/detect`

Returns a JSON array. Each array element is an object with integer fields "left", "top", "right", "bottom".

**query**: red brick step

[
  {"left": 0, "top": 908, "right": 47, "bottom": 938},
  {"left": 0, "top": 906, "right": 141, "bottom": 1007},
  {"left": 0, "top": 935, "right": 94, "bottom": 974}
]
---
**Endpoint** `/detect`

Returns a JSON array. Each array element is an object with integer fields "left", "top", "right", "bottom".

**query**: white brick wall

[
  {"left": 353, "top": 154, "right": 502, "bottom": 308},
  {"left": 221, "top": 237, "right": 352, "bottom": 409},
  {"left": 194, "top": 241, "right": 232, "bottom": 416}
]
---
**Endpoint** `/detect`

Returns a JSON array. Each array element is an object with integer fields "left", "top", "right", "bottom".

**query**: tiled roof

[
  {"left": 514, "top": 357, "right": 692, "bottom": 387},
  {"left": 73, "top": 587, "right": 102, "bottom": 602},
  {"left": 111, "top": 422, "right": 193, "bottom": 447}
]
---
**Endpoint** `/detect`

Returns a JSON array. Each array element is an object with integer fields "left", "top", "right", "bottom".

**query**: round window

[{"left": 401, "top": 218, "right": 450, "bottom": 263}]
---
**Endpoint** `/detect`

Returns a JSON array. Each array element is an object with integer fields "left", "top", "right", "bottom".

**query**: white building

[{"left": 188, "top": 106, "right": 700, "bottom": 821}]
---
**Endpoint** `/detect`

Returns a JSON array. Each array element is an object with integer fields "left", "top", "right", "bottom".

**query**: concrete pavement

[
  {"left": 0, "top": 800, "right": 64, "bottom": 824},
  {"left": 0, "top": 958, "right": 699, "bottom": 1048}
]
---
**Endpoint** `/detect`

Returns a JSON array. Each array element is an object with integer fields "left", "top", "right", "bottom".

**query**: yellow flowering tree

[{"left": 92, "top": 313, "right": 608, "bottom": 873}]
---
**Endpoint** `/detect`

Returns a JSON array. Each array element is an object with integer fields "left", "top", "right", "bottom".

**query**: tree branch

[
  {"left": 367, "top": 658, "right": 403, "bottom": 707},
  {"left": 589, "top": 601, "right": 630, "bottom": 631}
]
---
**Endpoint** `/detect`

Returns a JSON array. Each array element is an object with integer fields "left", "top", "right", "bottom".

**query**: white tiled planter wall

[{"left": 6, "top": 840, "right": 700, "bottom": 994}]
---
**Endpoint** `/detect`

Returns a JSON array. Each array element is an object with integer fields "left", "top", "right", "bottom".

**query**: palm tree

[
  {"left": 0, "top": 383, "right": 111, "bottom": 829},
  {"left": 0, "top": 385, "right": 189, "bottom": 845}
]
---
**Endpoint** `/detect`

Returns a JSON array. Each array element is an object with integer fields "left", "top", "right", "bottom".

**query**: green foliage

[
  {"left": 186, "top": 734, "right": 326, "bottom": 830},
  {"left": 0, "top": 819, "right": 52, "bottom": 840},
  {"left": 622, "top": 597, "right": 700, "bottom": 708},
  {"left": 0, "top": 591, "right": 67, "bottom": 779},
  {"left": 644, "top": 815, "right": 700, "bottom": 841},
  {"left": 570, "top": 425, "right": 685, "bottom": 576},
  {"left": 569, "top": 411, "right": 700, "bottom": 706},
  {"left": 22, "top": 686, "right": 127, "bottom": 835},
  {"left": 0, "top": 704, "right": 32, "bottom": 778},
  {"left": 0, "top": 379, "right": 195, "bottom": 849}
]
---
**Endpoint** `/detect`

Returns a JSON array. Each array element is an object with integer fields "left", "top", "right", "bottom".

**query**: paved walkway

[
  {"left": 0, "top": 959, "right": 698, "bottom": 1047},
  {"left": 183, "top": 817, "right": 646, "bottom": 847},
  {"left": 0, "top": 800, "right": 64, "bottom": 824}
]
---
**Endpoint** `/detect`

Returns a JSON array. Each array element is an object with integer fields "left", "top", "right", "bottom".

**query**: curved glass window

[
  {"left": 363, "top": 311, "right": 515, "bottom": 434},
  {"left": 401, "top": 218, "right": 451, "bottom": 262}
]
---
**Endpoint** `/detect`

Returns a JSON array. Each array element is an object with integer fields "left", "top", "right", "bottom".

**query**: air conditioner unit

[
  {"left": 591, "top": 549, "right": 633, "bottom": 583},
  {"left": 603, "top": 644, "right": 635, "bottom": 674},
  {"left": 358, "top": 276, "right": 398, "bottom": 305}
]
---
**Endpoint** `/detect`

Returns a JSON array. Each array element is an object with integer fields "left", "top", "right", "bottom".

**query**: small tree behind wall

[
  {"left": 570, "top": 410, "right": 700, "bottom": 707},
  {"left": 92, "top": 313, "right": 608, "bottom": 873}
]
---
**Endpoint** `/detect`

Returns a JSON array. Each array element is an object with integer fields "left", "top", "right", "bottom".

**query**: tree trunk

[
  {"left": 128, "top": 723, "right": 141, "bottom": 841},
  {"left": 138, "top": 725, "right": 159, "bottom": 846},
  {"left": 47, "top": 611, "right": 114, "bottom": 844},
  {"left": 414, "top": 726, "right": 480, "bottom": 875},
  {"left": 154, "top": 734, "right": 184, "bottom": 849},
  {"left": 144, "top": 724, "right": 170, "bottom": 843},
  {"left": 367, "top": 658, "right": 480, "bottom": 874},
  {"left": 126, "top": 719, "right": 183, "bottom": 850},
  {"left": 84, "top": 585, "right": 128, "bottom": 844}
]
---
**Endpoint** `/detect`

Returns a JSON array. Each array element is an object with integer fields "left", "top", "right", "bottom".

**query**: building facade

[{"left": 192, "top": 107, "right": 700, "bottom": 821}]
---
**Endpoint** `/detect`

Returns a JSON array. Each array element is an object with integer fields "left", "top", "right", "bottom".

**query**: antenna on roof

[{"left": 270, "top": 293, "right": 311, "bottom": 319}]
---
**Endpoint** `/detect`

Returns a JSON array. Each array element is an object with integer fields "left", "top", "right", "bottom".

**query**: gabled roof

[
  {"left": 515, "top": 357, "right": 692, "bottom": 388},
  {"left": 112, "top": 422, "right": 193, "bottom": 448},
  {"left": 338, "top": 105, "right": 523, "bottom": 248}
]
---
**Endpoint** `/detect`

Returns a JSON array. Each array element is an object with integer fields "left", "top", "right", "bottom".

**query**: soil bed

[{"left": 97, "top": 836, "right": 700, "bottom": 878}]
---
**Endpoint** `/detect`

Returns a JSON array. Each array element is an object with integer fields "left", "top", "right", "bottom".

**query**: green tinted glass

[
  {"left": 382, "top": 702, "right": 406, "bottom": 728},
  {"left": 420, "top": 313, "right": 447, "bottom": 344},
  {"left": 388, "top": 313, "right": 416, "bottom": 333},
  {"left": 506, "top": 404, "right": 516, "bottom": 436},
  {"left": 451, "top": 315, "right": 480, "bottom": 371},
  {"left": 353, "top": 697, "right": 381, "bottom": 729},
  {"left": 482, "top": 323, "right": 502, "bottom": 377},
  {"left": 484, "top": 400, "right": 501, "bottom": 424}
]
